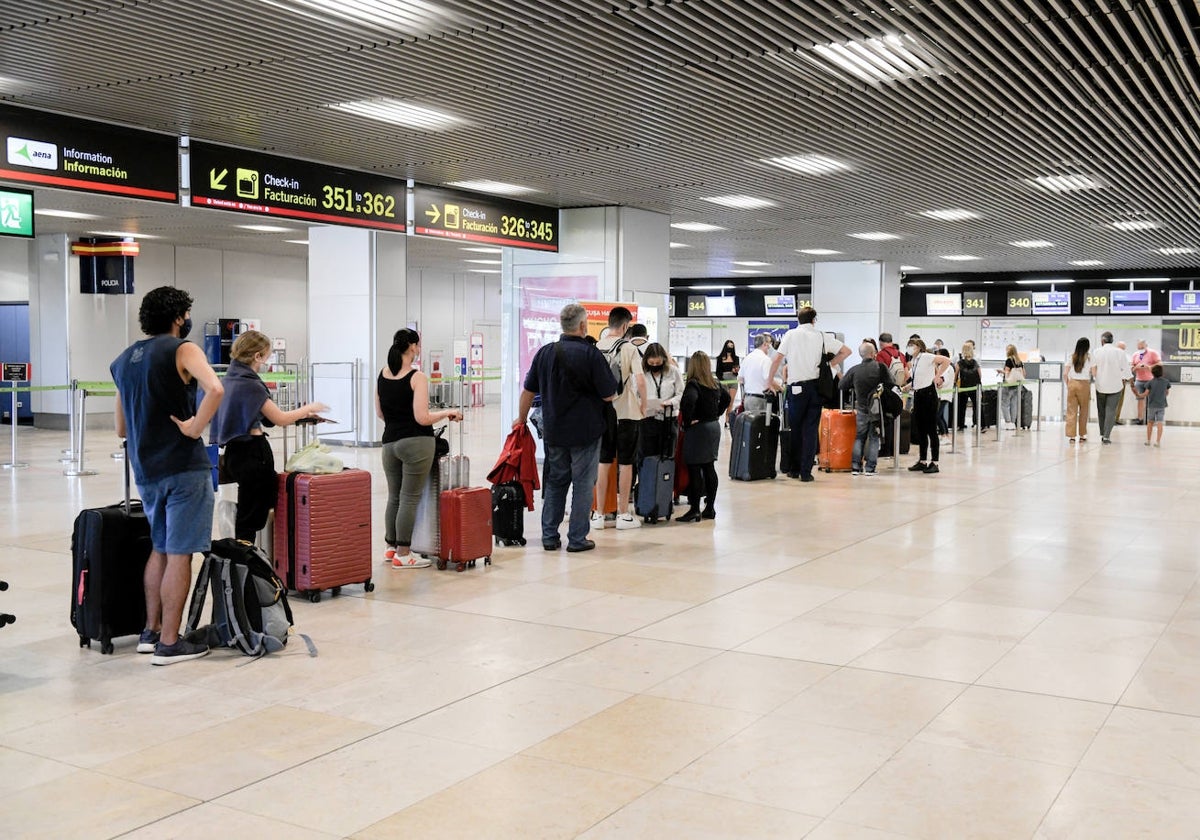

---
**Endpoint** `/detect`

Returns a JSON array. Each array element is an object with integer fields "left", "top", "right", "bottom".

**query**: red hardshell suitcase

[
  {"left": 275, "top": 470, "right": 375, "bottom": 602},
  {"left": 438, "top": 487, "right": 493, "bottom": 572}
]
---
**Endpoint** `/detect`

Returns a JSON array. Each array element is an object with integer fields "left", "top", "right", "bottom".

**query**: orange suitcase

[
  {"left": 592, "top": 458, "right": 619, "bottom": 515},
  {"left": 818, "top": 409, "right": 856, "bottom": 473}
]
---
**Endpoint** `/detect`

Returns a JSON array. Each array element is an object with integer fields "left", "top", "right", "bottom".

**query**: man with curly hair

[{"left": 110, "top": 286, "right": 224, "bottom": 665}]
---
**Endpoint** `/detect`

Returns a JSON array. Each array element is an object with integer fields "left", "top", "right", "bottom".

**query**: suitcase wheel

[
  {"left": 332, "top": 586, "right": 342, "bottom": 597},
  {"left": 455, "top": 561, "right": 467, "bottom": 572},
  {"left": 364, "top": 580, "right": 375, "bottom": 593},
  {"left": 516, "top": 538, "right": 526, "bottom": 547},
  {"left": 436, "top": 558, "right": 449, "bottom": 571},
  {"left": 101, "top": 640, "right": 114, "bottom": 655},
  {"left": 308, "top": 591, "right": 321, "bottom": 604},
  {"left": 79, "top": 635, "right": 89, "bottom": 649}
]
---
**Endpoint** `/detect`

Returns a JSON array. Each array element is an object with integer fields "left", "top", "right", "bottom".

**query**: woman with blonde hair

[
  {"left": 955, "top": 341, "right": 981, "bottom": 431},
  {"left": 1000, "top": 344, "right": 1026, "bottom": 427},
  {"left": 211, "top": 330, "right": 328, "bottom": 542},
  {"left": 678, "top": 351, "right": 731, "bottom": 522}
]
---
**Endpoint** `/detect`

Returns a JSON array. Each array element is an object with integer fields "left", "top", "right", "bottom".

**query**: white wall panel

[{"left": 0, "top": 238, "right": 31, "bottom": 301}]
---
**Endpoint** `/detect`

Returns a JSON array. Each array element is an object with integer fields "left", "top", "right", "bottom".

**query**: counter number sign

[
  {"left": 1083, "top": 289, "right": 1109, "bottom": 315},
  {"left": 1006, "top": 291, "right": 1033, "bottom": 315},
  {"left": 963, "top": 291, "right": 987, "bottom": 313},
  {"left": 412, "top": 185, "right": 558, "bottom": 252}
]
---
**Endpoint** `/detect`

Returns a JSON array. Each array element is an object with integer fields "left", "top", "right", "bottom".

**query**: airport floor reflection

[{"left": 2, "top": 412, "right": 1198, "bottom": 839}]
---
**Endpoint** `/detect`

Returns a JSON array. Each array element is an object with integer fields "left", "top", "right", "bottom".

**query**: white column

[{"left": 812, "top": 261, "right": 887, "bottom": 367}]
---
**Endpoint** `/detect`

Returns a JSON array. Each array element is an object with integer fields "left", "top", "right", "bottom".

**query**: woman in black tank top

[{"left": 376, "top": 329, "right": 462, "bottom": 569}]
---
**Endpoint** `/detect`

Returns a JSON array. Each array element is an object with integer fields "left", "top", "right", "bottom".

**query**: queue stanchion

[
  {"left": 60, "top": 379, "right": 79, "bottom": 463},
  {"left": 63, "top": 388, "right": 98, "bottom": 477},
  {"left": 947, "top": 387, "right": 957, "bottom": 454},
  {"left": 974, "top": 385, "right": 982, "bottom": 448},
  {"left": 1, "top": 383, "right": 29, "bottom": 471},
  {"left": 892, "top": 411, "right": 902, "bottom": 471},
  {"left": 994, "top": 385, "right": 1003, "bottom": 443}
]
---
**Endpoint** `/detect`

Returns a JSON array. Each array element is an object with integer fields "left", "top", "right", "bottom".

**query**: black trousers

[
  {"left": 956, "top": 388, "right": 978, "bottom": 429},
  {"left": 222, "top": 436, "right": 276, "bottom": 542},
  {"left": 685, "top": 461, "right": 719, "bottom": 510}
]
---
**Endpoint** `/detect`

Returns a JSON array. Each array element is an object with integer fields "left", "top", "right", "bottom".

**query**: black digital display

[{"left": 412, "top": 185, "right": 558, "bottom": 251}]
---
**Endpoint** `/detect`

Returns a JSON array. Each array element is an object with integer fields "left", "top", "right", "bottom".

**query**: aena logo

[{"left": 6, "top": 137, "right": 58, "bottom": 171}]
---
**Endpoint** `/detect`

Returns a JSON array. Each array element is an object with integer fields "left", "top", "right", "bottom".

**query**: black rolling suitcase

[
  {"left": 491, "top": 481, "right": 527, "bottom": 546},
  {"left": 980, "top": 390, "right": 999, "bottom": 429},
  {"left": 1020, "top": 387, "right": 1033, "bottom": 429},
  {"left": 70, "top": 442, "right": 151, "bottom": 654},
  {"left": 729, "top": 405, "right": 780, "bottom": 481},
  {"left": 880, "top": 409, "right": 912, "bottom": 456}
]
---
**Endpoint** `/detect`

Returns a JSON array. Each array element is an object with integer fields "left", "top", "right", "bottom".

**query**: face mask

[
  {"left": 648, "top": 363, "right": 663, "bottom": 371},
  {"left": 907, "top": 346, "right": 917, "bottom": 355},
  {"left": 179, "top": 317, "right": 193, "bottom": 340}
]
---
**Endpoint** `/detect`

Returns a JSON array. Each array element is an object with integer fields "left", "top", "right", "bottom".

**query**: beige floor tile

[
  {"left": 774, "top": 667, "right": 964, "bottom": 738},
  {"left": 417, "top": 621, "right": 613, "bottom": 672},
  {"left": 0, "top": 746, "right": 77, "bottom": 798},
  {"left": 910, "top": 600, "right": 1049, "bottom": 639},
  {"left": 1120, "top": 630, "right": 1200, "bottom": 717},
  {"left": 669, "top": 714, "right": 904, "bottom": 817},
  {"left": 0, "top": 769, "right": 197, "bottom": 840},
  {"left": 355, "top": 755, "right": 652, "bottom": 839},
  {"left": 736, "top": 616, "right": 899, "bottom": 665},
  {"left": 448, "top": 581, "right": 606, "bottom": 620},
  {"left": 916, "top": 685, "right": 1111, "bottom": 766},
  {"left": 646, "top": 651, "right": 835, "bottom": 714},
  {"left": 524, "top": 694, "right": 758, "bottom": 782},
  {"left": 1034, "top": 769, "right": 1200, "bottom": 839},
  {"left": 120, "top": 803, "right": 339, "bottom": 839},
  {"left": 979, "top": 644, "right": 1146, "bottom": 704},
  {"left": 213, "top": 729, "right": 507, "bottom": 836},
  {"left": 770, "top": 555, "right": 899, "bottom": 589},
  {"left": 631, "top": 601, "right": 794, "bottom": 649},
  {"left": 578, "top": 785, "right": 821, "bottom": 839},
  {"left": 857, "top": 569, "right": 982, "bottom": 600},
  {"left": 536, "top": 560, "right": 674, "bottom": 594},
  {"left": 537, "top": 636, "right": 717, "bottom": 693},
  {"left": 621, "top": 570, "right": 754, "bottom": 603},
  {"left": 822, "top": 589, "right": 946, "bottom": 620},
  {"left": 832, "top": 741, "right": 1071, "bottom": 839},
  {"left": 97, "top": 705, "right": 380, "bottom": 799},
  {"left": 538, "top": 592, "right": 692, "bottom": 634},
  {"left": 1081, "top": 706, "right": 1200, "bottom": 790},
  {"left": 1020, "top": 612, "right": 1166, "bottom": 658},
  {"left": 849, "top": 627, "right": 1017, "bottom": 682},
  {"left": 954, "top": 575, "right": 1080, "bottom": 611},
  {"left": 707, "top": 579, "right": 847, "bottom": 617},
  {"left": 805, "top": 822, "right": 916, "bottom": 839},
  {"left": 400, "top": 674, "right": 629, "bottom": 753}
]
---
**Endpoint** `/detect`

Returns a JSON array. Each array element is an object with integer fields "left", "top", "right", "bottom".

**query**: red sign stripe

[
  {"left": 0, "top": 167, "right": 176, "bottom": 200},
  {"left": 412, "top": 226, "right": 558, "bottom": 251},
  {"left": 193, "top": 197, "right": 407, "bottom": 232}
]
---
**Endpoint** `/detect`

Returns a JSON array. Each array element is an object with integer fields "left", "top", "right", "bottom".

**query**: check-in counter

[{"left": 1020, "top": 361, "right": 1200, "bottom": 427}]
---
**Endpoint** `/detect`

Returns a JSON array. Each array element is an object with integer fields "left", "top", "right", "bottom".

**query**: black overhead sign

[
  {"left": 0, "top": 104, "right": 178, "bottom": 202},
  {"left": 189, "top": 141, "right": 407, "bottom": 232},
  {"left": 412, "top": 185, "right": 558, "bottom": 251}
]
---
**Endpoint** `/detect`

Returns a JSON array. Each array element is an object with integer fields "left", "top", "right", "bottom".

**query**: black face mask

[{"left": 179, "top": 317, "right": 193, "bottom": 340}]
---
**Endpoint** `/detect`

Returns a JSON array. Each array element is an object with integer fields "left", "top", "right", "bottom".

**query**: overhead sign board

[
  {"left": 926, "top": 293, "right": 962, "bottom": 316},
  {"left": 412, "top": 184, "right": 558, "bottom": 251},
  {"left": 686, "top": 295, "right": 707, "bottom": 316},
  {"left": 1031, "top": 290, "right": 1070, "bottom": 315},
  {"left": 1110, "top": 289, "right": 1151, "bottom": 314},
  {"left": 0, "top": 187, "right": 33, "bottom": 238},
  {"left": 1006, "top": 291, "right": 1032, "bottom": 315},
  {"left": 1169, "top": 290, "right": 1200, "bottom": 315},
  {"left": 0, "top": 104, "right": 177, "bottom": 201},
  {"left": 963, "top": 291, "right": 987, "bottom": 314},
  {"left": 1082, "top": 288, "right": 1109, "bottom": 314},
  {"left": 189, "top": 141, "right": 406, "bottom": 232}
]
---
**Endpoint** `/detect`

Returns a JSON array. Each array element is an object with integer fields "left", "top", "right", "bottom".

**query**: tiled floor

[{"left": 1, "top": 414, "right": 1198, "bottom": 838}]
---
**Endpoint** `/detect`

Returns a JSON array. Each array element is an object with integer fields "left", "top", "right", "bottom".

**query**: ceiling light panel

[
  {"left": 809, "top": 34, "right": 945, "bottom": 84},
  {"left": 671, "top": 222, "right": 725, "bottom": 232},
  {"left": 762, "top": 154, "right": 850, "bottom": 175},
  {"left": 1027, "top": 175, "right": 1103, "bottom": 192},
  {"left": 730, "top": 269, "right": 764, "bottom": 274},
  {"left": 701, "top": 194, "right": 776, "bottom": 209},
  {"left": 1070, "top": 260, "right": 1104, "bottom": 266},
  {"left": 848, "top": 232, "right": 900, "bottom": 241},
  {"left": 1156, "top": 247, "right": 1195, "bottom": 255},
  {"left": 446, "top": 179, "right": 537, "bottom": 196},
  {"left": 940, "top": 254, "right": 980, "bottom": 261},
  {"left": 733, "top": 261, "right": 770, "bottom": 266},
  {"left": 798, "top": 248, "right": 841, "bottom": 255},
  {"left": 35, "top": 209, "right": 100, "bottom": 220},
  {"left": 1110, "top": 220, "right": 1160, "bottom": 231},
  {"left": 259, "top": 0, "right": 448, "bottom": 35},
  {"left": 332, "top": 97, "right": 460, "bottom": 130},
  {"left": 920, "top": 209, "right": 980, "bottom": 221},
  {"left": 88, "top": 230, "right": 159, "bottom": 239},
  {"left": 1011, "top": 240, "right": 1055, "bottom": 248},
  {"left": 669, "top": 242, "right": 690, "bottom": 249},
  {"left": 461, "top": 246, "right": 502, "bottom": 253}
]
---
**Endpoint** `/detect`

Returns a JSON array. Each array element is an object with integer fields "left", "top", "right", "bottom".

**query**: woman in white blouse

[
  {"left": 904, "top": 338, "right": 953, "bottom": 474},
  {"left": 1063, "top": 337, "right": 1092, "bottom": 443}
]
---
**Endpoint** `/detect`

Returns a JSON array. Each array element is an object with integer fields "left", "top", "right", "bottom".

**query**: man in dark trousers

[
  {"left": 514, "top": 303, "right": 617, "bottom": 552},
  {"left": 111, "top": 286, "right": 224, "bottom": 665},
  {"left": 767, "top": 307, "right": 851, "bottom": 482}
]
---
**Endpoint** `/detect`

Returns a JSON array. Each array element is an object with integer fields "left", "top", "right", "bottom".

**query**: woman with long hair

[
  {"left": 1000, "top": 344, "right": 1026, "bottom": 427},
  {"left": 905, "top": 338, "right": 952, "bottom": 474},
  {"left": 211, "top": 330, "right": 327, "bottom": 542},
  {"left": 955, "top": 341, "right": 980, "bottom": 431},
  {"left": 376, "top": 329, "right": 462, "bottom": 568},
  {"left": 715, "top": 339, "right": 740, "bottom": 427},
  {"left": 679, "top": 351, "right": 731, "bottom": 522},
  {"left": 1064, "top": 337, "right": 1092, "bottom": 443},
  {"left": 639, "top": 343, "right": 685, "bottom": 460}
]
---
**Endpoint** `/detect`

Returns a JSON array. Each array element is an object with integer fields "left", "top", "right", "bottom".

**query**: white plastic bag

[{"left": 284, "top": 441, "right": 344, "bottom": 474}]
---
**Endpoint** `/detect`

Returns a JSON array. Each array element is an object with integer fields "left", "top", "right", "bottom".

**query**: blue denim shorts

[
  {"left": 1148, "top": 407, "right": 1166, "bottom": 423},
  {"left": 138, "top": 469, "right": 214, "bottom": 556}
]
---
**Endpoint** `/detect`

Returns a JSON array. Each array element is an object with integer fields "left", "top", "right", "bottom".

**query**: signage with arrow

[
  {"left": 209, "top": 168, "right": 228, "bottom": 190},
  {"left": 412, "top": 184, "right": 558, "bottom": 251}
]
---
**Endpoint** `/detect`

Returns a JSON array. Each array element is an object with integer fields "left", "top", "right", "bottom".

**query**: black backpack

[{"left": 185, "top": 539, "right": 311, "bottom": 657}]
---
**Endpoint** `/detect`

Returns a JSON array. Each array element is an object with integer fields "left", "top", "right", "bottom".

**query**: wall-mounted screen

[
  {"left": 963, "top": 291, "right": 987, "bottom": 313},
  {"left": 1169, "top": 290, "right": 1200, "bottom": 314},
  {"left": 706, "top": 296, "right": 736, "bottom": 316},
  {"left": 1110, "top": 289, "right": 1151, "bottom": 314},
  {"left": 1031, "top": 290, "right": 1070, "bottom": 315},
  {"left": 926, "top": 293, "right": 962, "bottom": 316},
  {"left": 763, "top": 294, "right": 796, "bottom": 317}
]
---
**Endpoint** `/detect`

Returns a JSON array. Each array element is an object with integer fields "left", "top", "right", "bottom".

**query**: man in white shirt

[
  {"left": 738, "top": 333, "right": 775, "bottom": 415},
  {"left": 1091, "top": 331, "right": 1129, "bottom": 444},
  {"left": 767, "top": 307, "right": 851, "bottom": 482}
]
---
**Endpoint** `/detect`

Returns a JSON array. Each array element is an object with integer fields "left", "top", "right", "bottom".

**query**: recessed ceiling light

[
  {"left": 730, "top": 269, "right": 764, "bottom": 275},
  {"left": 464, "top": 259, "right": 501, "bottom": 265},
  {"left": 87, "top": 230, "right": 159, "bottom": 239},
  {"left": 461, "top": 246, "right": 503, "bottom": 253},
  {"left": 733, "top": 261, "right": 771, "bottom": 267},
  {"left": 671, "top": 222, "right": 725, "bottom": 232},
  {"left": 1107, "top": 277, "right": 1171, "bottom": 283},
  {"left": 906, "top": 281, "right": 963, "bottom": 287},
  {"left": 1017, "top": 278, "right": 1074, "bottom": 285},
  {"left": 940, "top": 254, "right": 980, "bottom": 261},
  {"left": 468, "top": 269, "right": 501, "bottom": 274},
  {"left": 261, "top": 0, "right": 446, "bottom": 34},
  {"left": 701, "top": 195, "right": 776, "bottom": 209},
  {"left": 810, "top": 34, "right": 943, "bottom": 84},
  {"left": 849, "top": 232, "right": 900, "bottom": 241},
  {"left": 669, "top": 242, "right": 690, "bottom": 249},
  {"left": 35, "top": 209, "right": 101, "bottom": 220},
  {"left": 1011, "top": 240, "right": 1055, "bottom": 248},
  {"left": 1028, "top": 174, "right": 1102, "bottom": 192},
  {"left": 900, "top": 265, "right": 922, "bottom": 271},
  {"left": 747, "top": 283, "right": 799, "bottom": 289},
  {"left": 798, "top": 248, "right": 841, "bottom": 255},
  {"left": 237, "top": 224, "right": 295, "bottom": 233},
  {"left": 1157, "top": 247, "right": 1196, "bottom": 255},
  {"left": 446, "top": 179, "right": 537, "bottom": 196},
  {"left": 762, "top": 154, "right": 850, "bottom": 175},
  {"left": 688, "top": 284, "right": 734, "bottom": 290},
  {"left": 920, "top": 209, "right": 980, "bottom": 221},
  {"left": 1070, "top": 259, "right": 1104, "bottom": 266},
  {"left": 284, "top": 239, "right": 309, "bottom": 245},
  {"left": 332, "top": 97, "right": 460, "bottom": 130},
  {"left": 1111, "top": 220, "right": 1160, "bottom": 231}
]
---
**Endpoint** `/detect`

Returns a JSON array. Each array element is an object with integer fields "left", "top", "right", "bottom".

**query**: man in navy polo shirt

[{"left": 514, "top": 303, "right": 617, "bottom": 552}]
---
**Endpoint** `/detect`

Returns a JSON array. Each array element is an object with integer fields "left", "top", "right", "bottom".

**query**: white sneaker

[
  {"left": 590, "top": 511, "right": 608, "bottom": 530},
  {"left": 392, "top": 553, "right": 432, "bottom": 569},
  {"left": 615, "top": 513, "right": 642, "bottom": 530}
]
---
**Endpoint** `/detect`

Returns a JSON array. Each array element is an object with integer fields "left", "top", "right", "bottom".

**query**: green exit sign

[{"left": 0, "top": 188, "right": 34, "bottom": 238}]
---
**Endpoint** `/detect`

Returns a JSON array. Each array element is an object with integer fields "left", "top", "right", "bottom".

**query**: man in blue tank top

[{"left": 111, "top": 287, "right": 224, "bottom": 665}]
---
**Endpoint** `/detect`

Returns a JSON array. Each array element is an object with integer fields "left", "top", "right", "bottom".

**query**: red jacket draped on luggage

[{"left": 487, "top": 425, "right": 540, "bottom": 510}]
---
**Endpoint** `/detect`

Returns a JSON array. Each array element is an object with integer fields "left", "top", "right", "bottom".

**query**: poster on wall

[
  {"left": 517, "top": 276, "right": 600, "bottom": 376},
  {"left": 1160, "top": 319, "right": 1200, "bottom": 363},
  {"left": 580, "top": 301, "right": 639, "bottom": 342},
  {"left": 980, "top": 318, "right": 1039, "bottom": 360},
  {"left": 746, "top": 320, "right": 798, "bottom": 353}
]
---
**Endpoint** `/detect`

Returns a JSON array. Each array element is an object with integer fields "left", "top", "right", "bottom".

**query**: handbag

[
  {"left": 817, "top": 351, "right": 837, "bottom": 407},
  {"left": 1005, "top": 364, "right": 1026, "bottom": 383}
]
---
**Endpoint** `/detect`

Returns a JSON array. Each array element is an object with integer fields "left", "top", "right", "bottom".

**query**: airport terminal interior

[{"left": 4, "top": 1, "right": 1200, "bottom": 838}]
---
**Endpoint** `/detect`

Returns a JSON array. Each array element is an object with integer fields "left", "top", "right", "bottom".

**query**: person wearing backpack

[
  {"left": 955, "top": 342, "right": 982, "bottom": 431},
  {"left": 838, "top": 342, "right": 889, "bottom": 475},
  {"left": 593, "top": 306, "right": 647, "bottom": 530}
]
